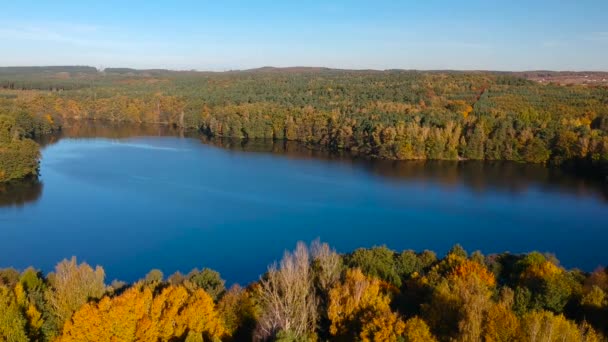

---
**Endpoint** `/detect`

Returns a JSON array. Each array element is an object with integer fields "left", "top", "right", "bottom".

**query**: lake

[{"left": 1, "top": 122, "right": 607, "bottom": 284}]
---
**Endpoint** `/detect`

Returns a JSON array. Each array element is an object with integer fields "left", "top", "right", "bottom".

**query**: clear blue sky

[{"left": 1, "top": 0, "right": 607, "bottom": 71}]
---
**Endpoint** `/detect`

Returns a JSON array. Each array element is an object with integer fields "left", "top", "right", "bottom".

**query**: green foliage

[
  {"left": 1, "top": 68, "right": 606, "bottom": 179},
  {"left": 448, "top": 244, "right": 468, "bottom": 259},
  {"left": 0, "top": 286, "right": 28, "bottom": 342},
  {"left": 188, "top": 268, "right": 226, "bottom": 301},
  {"left": 0, "top": 245, "right": 606, "bottom": 341},
  {"left": 346, "top": 246, "right": 401, "bottom": 287},
  {"left": 0, "top": 113, "right": 43, "bottom": 182}
]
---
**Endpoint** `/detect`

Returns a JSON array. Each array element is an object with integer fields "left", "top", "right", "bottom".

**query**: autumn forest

[
  {"left": 1, "top": 67, "right": 608, "bottom": 341},
  {"left": 1, "top": 66, "right": 607, "bottom": 182},
  {"left": 1, "top": 242, "right": 607, "bottom": 341}
]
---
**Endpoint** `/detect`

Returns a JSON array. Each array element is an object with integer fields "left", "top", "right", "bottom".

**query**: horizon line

[{"left": 1, "top": 65, "right": 608, "bottom": 74}]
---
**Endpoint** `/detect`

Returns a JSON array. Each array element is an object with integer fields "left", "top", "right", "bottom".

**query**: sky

[{"left": 1, "top": 0, "right": 607, "bottom": 71}]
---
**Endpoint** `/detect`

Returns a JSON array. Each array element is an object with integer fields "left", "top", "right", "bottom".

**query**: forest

[
  {"left": 0, "top": 110, "right": 56, "bottom": 182},
  {"left": 0, "top": 242, "right": 606, "bottom": 342},
  {"left": 0, "top": 66, "right": 607, "bottom": 182}
]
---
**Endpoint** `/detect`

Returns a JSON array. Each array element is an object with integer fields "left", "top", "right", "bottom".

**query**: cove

[{"left": 1, "top": 123, "right": 607, "bottom": 284}]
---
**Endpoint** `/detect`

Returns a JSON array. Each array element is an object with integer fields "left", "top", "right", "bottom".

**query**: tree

[
  {"left": 328, "top": 268, "right": 405, "bottom": 341},
  {"left": 518, "top": 310, "right": 602, "bottom": 342},
  {"left": 0, "top": 114, "right": 41, "bottom": 182},
  {"left": 423, "top": 257, "right": 496, "bottom": 341},
  {"left": 451, "top": 268, "right": 495, "bottom": 342},
  {"left": 464, "top": 123, "right": 486, "bottom": 160},
  {"left": 483, "top": 288, "right": 519, "bottom": 342},
  {"left": 523, "top": 137, "right": 550, "bottom": 163},
  {"left": 0, "top": 286, "right": 28, "bottom": 342},
  {"left": 44, "top": 257, "right": 105, "bottom": 336},
  {"left": 346, "top": 246, "right": 401, "bottom": 287},
  {"left": 188, "top": 268, "right": 226, "bottom": 301},
  {"left": 581, "top": 286, "right": 606, "bottom": 308},
  {"left": 517, "top": 253, "right": 574, "bottom": 313},
  {"left": 310, "top": 239, "right": 342, "bottom": 294},
  {"left": 403, "top": 317, "right": 438, "bottom": 342},
  {"left": 256, "top": 242, "right": 318, "bottom": 341},
  {"left": 217, "top": 285, "right": 256, "bottom": 339},
  {"left": 57, "top": 285, "right": 226, "bottom": 342},
  {"left": 144, "top": 269, "right": 163, "bottom": 283}
]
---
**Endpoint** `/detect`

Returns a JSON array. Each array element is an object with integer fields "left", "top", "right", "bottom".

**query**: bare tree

[
  {"left": 256, "top": 242, "right": 318, "bottom": 341},
  {"left": 45, "top": 257, "right": 106, "bottom": 326},
  {"left": 310, "top": 239, "right": 342, "bottom": 293}
]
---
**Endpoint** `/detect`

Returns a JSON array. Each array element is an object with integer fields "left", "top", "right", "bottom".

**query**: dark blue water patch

[{"left": 1, "top": 133, "right": 607, "bottom": 285}]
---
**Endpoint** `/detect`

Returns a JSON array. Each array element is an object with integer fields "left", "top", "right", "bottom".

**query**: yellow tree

[
  {"left": 14, "top": 282, "right": 44, "bottom": 340},
  {"left": 58, "top": 284, "right": 226, "bottom": 342},
  {"left": 483, "top": 289, "right": 519, "bottom": 342},
  {"left": 0, "top": 286, "right": 28, "bottom": 342},
  {"left": 422, "top": 257, "right": 496, "bottom": 341},
  {"left": 518, "top": 310, "right": 602, "bottom": 342},
  {"left": 402, "top": 317, "right": 438, "bottom": 342},
  {"left": 449, "top": 259, "right": 496, "bottom": 342},
  {"left": 60, "top": 286, "right": 150, "bottom": 342},
  {"left": 328, "top": 268, "right": 405, "bottom": 342}
]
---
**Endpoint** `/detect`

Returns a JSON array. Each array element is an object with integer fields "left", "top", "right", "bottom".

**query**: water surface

[{"left": 1, "top": 124, "right": 607, "bottom": 284}]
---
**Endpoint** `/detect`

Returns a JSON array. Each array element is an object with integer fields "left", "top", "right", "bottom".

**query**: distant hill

[
  {"left": 1, "top": 65, "right": 608, "bottom": 85},
  {"left": 0, "top": 66, "right": 98, "bottom": 76}
]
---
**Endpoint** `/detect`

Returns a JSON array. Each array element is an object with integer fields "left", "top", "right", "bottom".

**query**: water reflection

[
  {"left": 0, "top": 178, "right": 43, "bottom": 207},
  {"left": 198, "top": 136, "right": 608, "bottom": 202}
]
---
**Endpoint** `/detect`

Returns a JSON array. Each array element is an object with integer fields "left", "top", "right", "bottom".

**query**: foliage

[
  {"left": 0, "top": 114, "right": 41, "bottom": 182},
  {"left": 0, "top": 243, "right": 606, "bottom": 341},
  {"left": 255, "top": 242, "right": 318, "bottom": 341},
  {"left": 402, "top": 316, "right": 437, "bottom": 342},
  {"left": 1, "top": 68, "right": 607, "bottom": 181},
  {"left": 346, "top": 246, "right": 402, "bottom": 287},
  {"left": 188, "top": 268, "right": 226, "bottom": 301},
  {"left": 44, "top": 257, "right": 105, "bottom": 338},
  {"left": 518, "top": 310, "right": 602, "bottom": 342},
  {"left": 0, "top": 286, "right": 28, "bottom": 342},
  {"left": 328, "top": 268, "right": 405, "bottom": 341},
  {"left": 57, "top": 285, "right": 226, "bottom": 342}
]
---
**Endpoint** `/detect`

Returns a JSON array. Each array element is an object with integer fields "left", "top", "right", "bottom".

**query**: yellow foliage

[
  {"left": 14, "top": 283, "right": 27, "bottom": 306},
  {"left": 328, "top": 268, "right": 405, "bottom": 342},
  {"left": 26, "top": 304, "right": 44, "bottom": 333},
  {"left": 518, "top": 310, "right": 601, "bottom": 342},
  {"left": 521, "top": 260, "right": 563, "bottom": 281},
  {"left": 449, "top": 259, "right": 496, "bottom": 287},
  {"left": 0, "top": 286, "right": 28, "bottom": 342},
  {"left": 14, "top": 283, "right": 44, "bottom": 338},
  {"left": 403, "top": 317, "right": 438, "bottom": 342},
  {"left": 483, "top": 303, "right": 519, "bottom": 342},
  {"left": 45, "top": 114, "right": 54, "bottom": 125},
  {"left": 57, "top": 285, "right": 226, "bottom": 342}
]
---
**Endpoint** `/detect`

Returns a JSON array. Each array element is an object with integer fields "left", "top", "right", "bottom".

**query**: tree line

[
  {"left": 0, "top": 68, "right": 606, "bottom": 180},
  {"left": 0, "top": 242, "right": 606, "bottom": 341}
]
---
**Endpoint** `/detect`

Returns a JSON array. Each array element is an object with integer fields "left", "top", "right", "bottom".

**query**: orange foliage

[
  {"left": 328, "top": 268, "right": 405, "bottom": 342},
  {"left": 57, "top": 285, "right": 226, "bottom": 342},
  {"left": 449, "top": 259, "right": 496, "bottom": 287}
]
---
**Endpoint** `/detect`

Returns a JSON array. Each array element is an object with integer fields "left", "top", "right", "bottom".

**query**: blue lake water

[{"left": 1, "top": 125, "right": 607, "bottom": 284}]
